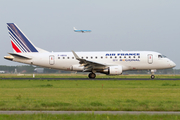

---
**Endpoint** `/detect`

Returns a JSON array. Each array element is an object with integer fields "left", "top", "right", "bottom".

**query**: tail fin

[
  {"left": 7, "top": 23, "right": 39, "bottom": 53},
  {"left": 73, "top": 27, "right": 77, "bottom": 30}
]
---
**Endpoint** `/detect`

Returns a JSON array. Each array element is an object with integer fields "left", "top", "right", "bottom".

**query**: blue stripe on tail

[
  {"left": 7, "top": 23, "right": 38, "bottom": 52},
  {"left": 8, "top": 27, "right": 29, "bottom": 52}
]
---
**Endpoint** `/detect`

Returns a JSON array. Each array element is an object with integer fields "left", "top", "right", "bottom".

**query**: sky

[{"left": 0, "top": 0, "right": 180, "bottom": 68}]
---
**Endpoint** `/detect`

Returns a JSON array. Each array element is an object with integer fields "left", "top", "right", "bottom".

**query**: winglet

[{"left": 72, "top": 50, "right": 81, "bottom": 60}]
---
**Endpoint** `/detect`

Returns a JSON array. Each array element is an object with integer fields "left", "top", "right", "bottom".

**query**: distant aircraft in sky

[
  {"left": 4, "top": 23, "right": 176, "bottom": 79},
  {"left": 73, "top": 27, "right": 91, "bottom": 33}
]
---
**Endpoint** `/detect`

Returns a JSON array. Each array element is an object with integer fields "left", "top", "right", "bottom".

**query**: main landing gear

[{"left": 88, "top": 72, "right": 96, "bottom": 79}]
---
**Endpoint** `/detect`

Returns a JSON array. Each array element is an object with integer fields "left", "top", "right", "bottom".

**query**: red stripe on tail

[{"left": 11, "top": 40, "right": 21, "bottom": 53}]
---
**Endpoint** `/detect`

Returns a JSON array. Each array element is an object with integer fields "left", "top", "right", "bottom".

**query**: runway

[
  {"left": 0, "top": 78, "right": 180, "bottom": 80},
  {"left": 1, "top": 111, "right": 180, "bottom": 115}
]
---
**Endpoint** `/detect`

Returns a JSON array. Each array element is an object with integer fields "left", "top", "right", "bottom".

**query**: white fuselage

[{"left": 12, "top": 51, "right": 176, "bottom": 72}]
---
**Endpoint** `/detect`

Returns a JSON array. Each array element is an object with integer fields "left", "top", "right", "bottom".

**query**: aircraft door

[
  {"left": 148, "top": 54, "right": 153, "bottom": 64},
  {"left": 49, "top": 55, "right": 55, "bottom": 65}
]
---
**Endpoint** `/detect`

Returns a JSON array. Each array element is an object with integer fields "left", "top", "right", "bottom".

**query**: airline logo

[
  {"left": 119, "top": 59, "right": 140, "bottom": 61},
  {"left": 112, "top": 59, "right": 140, "bottom": 62},
  {"left": 106, "top": 53, "right": 140, "bottom": 56},
  {"left": 7, "top": 23, "right": 38, "bottom": 53}
]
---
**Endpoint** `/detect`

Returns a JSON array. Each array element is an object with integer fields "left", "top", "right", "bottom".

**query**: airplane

[
  {"left": 73, "top": 27, "right": 91, "bottom": 33},
  {"left": 4, "top": 23, "right": 176, "bottom": 79}
]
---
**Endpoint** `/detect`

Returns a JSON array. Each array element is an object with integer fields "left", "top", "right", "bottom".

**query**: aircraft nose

[{"left": 170, "top": 61, "right": 176, "bottom": 68}]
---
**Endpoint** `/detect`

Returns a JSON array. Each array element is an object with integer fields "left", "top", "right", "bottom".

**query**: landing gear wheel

[
  {"left": 88, "top": 73, "right": 96, "bottom": 79},
  {"left": 151, "top": 75, "right": 155, "bottom": 79}
]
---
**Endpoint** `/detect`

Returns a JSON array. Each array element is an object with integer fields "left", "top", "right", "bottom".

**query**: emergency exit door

[
  {"left": 49, "top": 55, "right": 55, "bottom": 65},
  {"left": 148, "top": 54, "right": 153, "bottom": 64}
]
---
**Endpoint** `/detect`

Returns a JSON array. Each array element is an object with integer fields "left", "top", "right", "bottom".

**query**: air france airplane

[
  {"left": 73, "top": 27, "right": 91, "bottom": 33},
  {"left": 4, "top": 23, "right": 176, "bottom": 79}
]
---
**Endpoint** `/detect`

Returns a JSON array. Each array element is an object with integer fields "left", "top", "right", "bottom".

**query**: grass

[
  {"left": 0, "top": 79, "right": 180, "bottom": 111},
  {"left": 1, "top": 114, "right": 180, "bottom": 120}
]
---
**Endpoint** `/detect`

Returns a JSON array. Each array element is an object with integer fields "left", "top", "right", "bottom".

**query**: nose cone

[{"left": 170, "top": 61, "right": 176, "bottom": 68}]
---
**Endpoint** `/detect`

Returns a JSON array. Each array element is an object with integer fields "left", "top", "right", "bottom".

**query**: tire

[
  {"left": 88, "top": 73, "right": 96, "bottom": 79},
  {"left": 151, "top": 75, "right": 155, "bottom": 79}
]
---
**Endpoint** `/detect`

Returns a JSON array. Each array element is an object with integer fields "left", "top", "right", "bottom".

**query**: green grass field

[
  {"left": 1, "top": 114, "right": 180, "bottom": 120},
  {"left": 0, "top": 76, "right": 180, "bottom": 111}
]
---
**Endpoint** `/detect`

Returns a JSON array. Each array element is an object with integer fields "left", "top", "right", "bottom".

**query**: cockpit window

[
  {"left": 158, "top": 55, "right": 166, "bottom": 58},
  {"left": 162, "top": 55, "right": 166, "bottom": 58},
  {"left": 158, "top": 55, "right": 162, "bottom": 58}
]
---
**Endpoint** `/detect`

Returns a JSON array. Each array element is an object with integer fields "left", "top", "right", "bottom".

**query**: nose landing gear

[
  {"left": 150, "top": 69, "right": 156, "bottom": 79},
  {"left": 151, "top": 75, "right": 155, "bottom": 79}
]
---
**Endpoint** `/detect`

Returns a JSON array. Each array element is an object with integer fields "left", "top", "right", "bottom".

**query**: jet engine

[
  {"left": 101, "top": 66, "right": 123, "bottom": 75},
  {"left": 70, "top": 65, "right": 84, "bottom": 71}
]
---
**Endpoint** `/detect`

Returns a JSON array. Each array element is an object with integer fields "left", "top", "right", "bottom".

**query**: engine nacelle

[
  {"left": 108, "top": 66, "right": 122, "bottom": 75},
  {"left": 101, "top": 66, "right": 123, "bottom": 75},
  {"left": 71, "top": 65, "right": 84, "bottom": 71}
]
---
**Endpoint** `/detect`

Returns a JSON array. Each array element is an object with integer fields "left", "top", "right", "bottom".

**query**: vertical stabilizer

[
  {"left": 73, "top": 27, "right": 77, "bottom": 30},
  {"left": 7, "top": 23, "right": 39, "bottom": 53}
]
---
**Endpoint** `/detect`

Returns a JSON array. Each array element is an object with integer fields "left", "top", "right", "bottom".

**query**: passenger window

[
  {"left": 115, "top": 56, "right": 117, "bottom": 58},
  {"left": 67, "top": 57, "right": 69, "bottom": 59},
  {"left": 81, "top": 57, "right": 83, "bottom": 59},
  {"left": 72, "top": 57, "right": 74, "bottom": 59},
  {"left": 63, "top": 57, "right": 65, "bottom": 59},
  {"left": 119, "top": 56, "right": 121, "bottom": 58},
  {"left": 138, "top": 56, "right": 140, "bottom": 58},
  {"left": 110, "top": 56, "right": 112, "bottom": 58},
  {"left": 86, "top": 57, "right": 88, "bottom": 59},
  {"left": 91, "top": 57, "right": 93, "bottom": 59},
  {"left": 58, "top": 57, "right": 60, "bottom": 59},
  {"left": 124, "top": 56, "right": 126, "bottom": 58},
  {"left": 133, "top": 56, "right": 135, "bottom": 58},
  {"left": 101, "top": 56, "right": 103, "bottom": 59},
  {"left": 129, "top": 56, "right": 131, "bottom": 58},
  {"left": 95, "top": 57, "right": 97, "bottom": 59}
]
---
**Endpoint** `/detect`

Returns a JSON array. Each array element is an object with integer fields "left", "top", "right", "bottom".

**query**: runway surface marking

[{"left": 0, "top": 78, "right": 180, "bottom": 80}]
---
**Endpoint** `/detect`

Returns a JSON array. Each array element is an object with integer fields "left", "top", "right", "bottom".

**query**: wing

[{"left": 72, "top": 51, "right": 108, "bottom": 72}]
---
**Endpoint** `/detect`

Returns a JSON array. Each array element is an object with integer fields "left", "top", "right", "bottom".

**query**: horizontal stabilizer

[{"left": 8, "top": 53, "right": 32, "bottom": 59}]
